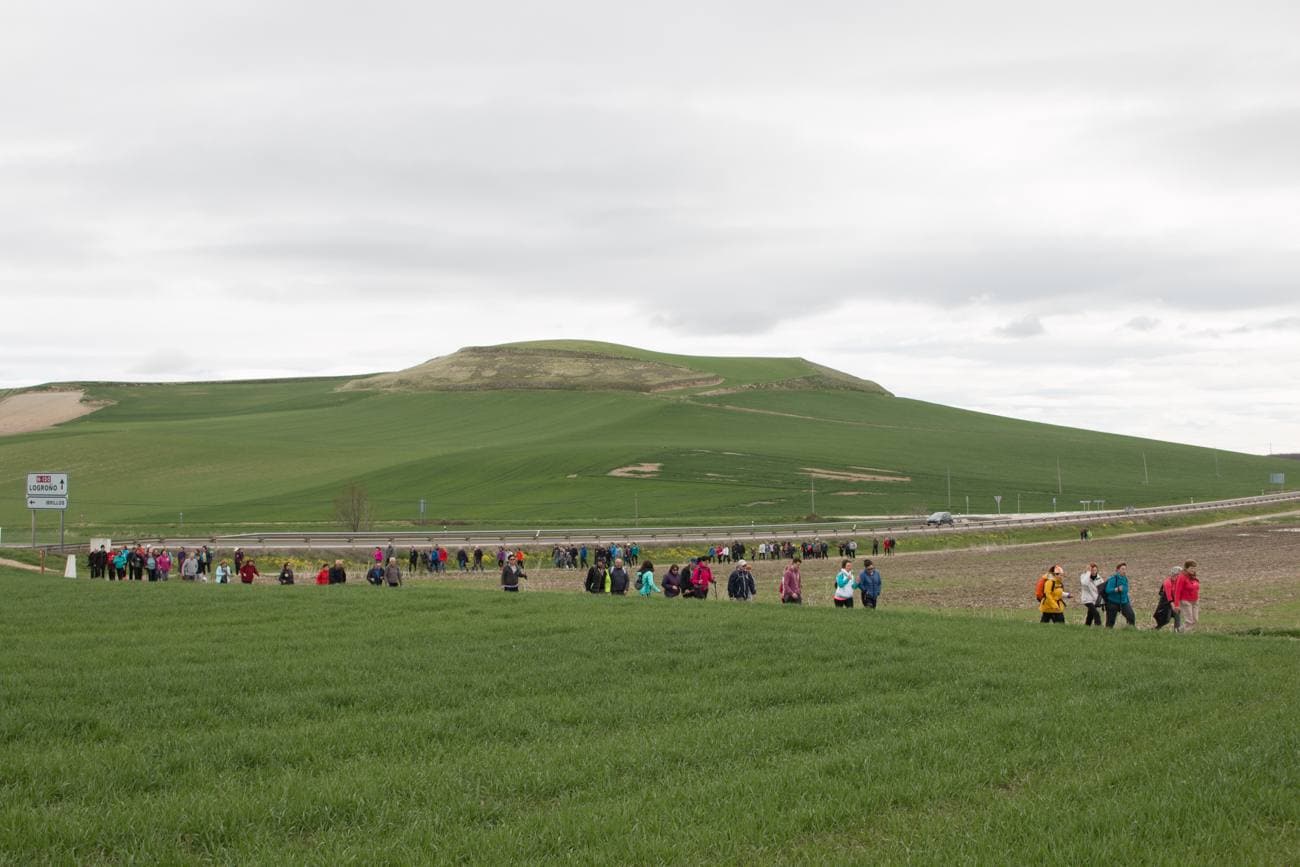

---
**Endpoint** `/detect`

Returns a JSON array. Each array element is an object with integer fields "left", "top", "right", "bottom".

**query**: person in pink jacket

[
  {"left": 780, "top": 556, "right": 803, "bottom": 604},
  {"left": 1173, "top": 560, "right": 1201, "bottom": 633},
  {"left": 691, "top": 561, "right": 715, "bottom": 599}
]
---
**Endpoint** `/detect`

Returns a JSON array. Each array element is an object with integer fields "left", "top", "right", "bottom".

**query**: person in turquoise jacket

[
  {"left": 637, "top": 561, "right": 660, "bottom": 597},
  {"left": 1103, "top": 562, "right": 1136, "bottom": 628}
]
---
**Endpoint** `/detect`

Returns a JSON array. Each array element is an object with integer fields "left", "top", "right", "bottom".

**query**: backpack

[
  {"left": 635, "top": 573, "right": 644, "bottom": 591},
  {"left": 1035, "top": 574, "right": 1050, "bottom": 602}
]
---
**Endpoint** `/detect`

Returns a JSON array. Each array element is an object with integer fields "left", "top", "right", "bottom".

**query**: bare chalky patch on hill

[
  {"left": 0, "top": 391, "right": 102, "bottom": 436},
  {"left": 347, "top": 346, "right": 722, "bottom": 392},
  {"left": 608, "top": 463, "right": 662, "bottom": 478},
  {"left": 802, "top": 467, "right": 911, "bottom": 483}
]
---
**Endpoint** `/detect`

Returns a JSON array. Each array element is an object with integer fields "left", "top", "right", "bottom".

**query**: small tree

[{"left": 334, "top": 482, "right": 373, "bottom": 532}]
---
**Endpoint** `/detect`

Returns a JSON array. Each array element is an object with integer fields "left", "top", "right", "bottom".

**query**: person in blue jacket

[
  {"left": 1102, "top": 562, "right": 1136, "bottom": 628},
  {"left": 857, "top": 559, "right": 882, "bottom": 609}
]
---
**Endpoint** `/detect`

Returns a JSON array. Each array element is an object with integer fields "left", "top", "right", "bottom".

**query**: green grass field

[
  {"left": 0, "top": 343, "right": 1290, "bottom": 541},
  {"left": 2, "top": 568, "right": 1297, "bottom": 864}
]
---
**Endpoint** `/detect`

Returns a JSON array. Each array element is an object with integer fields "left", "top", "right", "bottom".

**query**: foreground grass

[{"left": 1, "top": 570, "right": 1297, "bottom": 864}]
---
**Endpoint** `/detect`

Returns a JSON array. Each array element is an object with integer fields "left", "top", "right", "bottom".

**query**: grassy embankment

[
  {"left": 0, "top": 343, "right": 1289, "bottom": 542},
  {"left": 1, "top": 567, "right": 1296, "bottom": 864}
]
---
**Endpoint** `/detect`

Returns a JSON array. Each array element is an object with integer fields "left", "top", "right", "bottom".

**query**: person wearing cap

[
  {"left": 727, "top": 559, "right": 756, "bottom": 601},
  {"left": 1102, "top": 563, "right": 1135, "bottom": 627},
  {"left": 500, "top": 554, "right": 527, "bottom": 592},
  {"left": 858, "top": 558, "right": 882, "bottom": 609},
  {"left": 1079, "top": 563, "right": 1104, "bottom": 627},
  {"left": 1039, "top": 565, "right": 1070, "bottom": 623},
  {"left": 1173, "top": 560, "right": 1201, "bottom": 633}
]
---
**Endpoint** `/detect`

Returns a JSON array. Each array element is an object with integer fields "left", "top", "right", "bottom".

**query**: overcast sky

[{"left": 2, "top": 1, "right": 1297, "bottom": 455}]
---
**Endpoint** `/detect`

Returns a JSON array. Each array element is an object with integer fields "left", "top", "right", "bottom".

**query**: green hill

[{"left": 0, "top": 342, "right": 1288, "bottom": 538}]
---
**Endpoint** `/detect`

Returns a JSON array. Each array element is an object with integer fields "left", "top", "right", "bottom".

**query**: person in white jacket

[{"left": 1079, "top": 563, "right": 1104, "bottom": 627}]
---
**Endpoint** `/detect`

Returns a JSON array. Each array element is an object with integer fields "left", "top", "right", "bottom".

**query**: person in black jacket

[
  {"left": 278, "top": 562, "right": 295, "bottom": 585},
  {"left": 727, "top": 560, "right": 757, "bottom": 601},
  {"left": 328, "top": 559, "right": 347, "bottom": 584},
  {"left": 608, "top": 558, "right": 630, "bottom": 595},
  {"left": 501, "top": 555, "right": 527, "bottom": 592},
  {"left": 584, "top": 558, "right": 608, "bottom": 593}
]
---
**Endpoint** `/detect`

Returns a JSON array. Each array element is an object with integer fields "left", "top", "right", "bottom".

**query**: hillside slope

[{"left": 0, "top": 344, "right": 1289, "bottom": 537}]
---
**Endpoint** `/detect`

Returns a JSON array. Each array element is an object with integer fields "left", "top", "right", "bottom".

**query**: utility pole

[
  {"left": 1016, "top": 492, "right": 1021, "bottom": 514},
  {"left": 994, "top": 495, "right": 1002, "bottom": 515},
  {"left": 965, "top": 494, "right": 969, "bottom": 515},
  {"left": 1056, "top": 457, "right": 1063, "bottom": 495}
]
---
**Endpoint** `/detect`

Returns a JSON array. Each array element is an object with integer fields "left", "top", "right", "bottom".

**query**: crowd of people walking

[
  {"left": 80, "top": 537, "right": 1203, "bottom": 631},
  {"left": 1036, "top": 559, "right": 1202, "bottom": 632}
]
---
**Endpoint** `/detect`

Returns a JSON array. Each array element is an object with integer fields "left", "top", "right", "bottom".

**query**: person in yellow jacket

[{"left": 1039, "top": 565, "right": 1071, "bottom": 623}]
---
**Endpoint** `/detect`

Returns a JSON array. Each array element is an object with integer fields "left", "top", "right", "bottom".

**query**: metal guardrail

[{"left": 43, "top": 490, "right": 1295, "bottom": 552}]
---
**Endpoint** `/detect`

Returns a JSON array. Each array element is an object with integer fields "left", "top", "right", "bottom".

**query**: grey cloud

[
  {"left": 993, "top": 316, "right": 1045, "bottom": 338},
  {"left": 1104, "top": 104, "right": 1300, "bottom": 186},
  {"left": 846, "top": 240, "right": 1298, "bottom": 309},
  {"left": 127, "top": 350, "right": 211, "bottom": 378},
  {"left": 1228, "top": 316, "right": 1300, "bottom": 334},
  {"left": 1125, "top": 316, "right": 1160, "bottom": 332}
]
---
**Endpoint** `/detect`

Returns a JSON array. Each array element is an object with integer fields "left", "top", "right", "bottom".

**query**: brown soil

[
  {"left": 430, "top": 519, "right": 1300, "bottom": 631},
  {"left": 0, "top": 390, "right": 101, "bottom": 435}
]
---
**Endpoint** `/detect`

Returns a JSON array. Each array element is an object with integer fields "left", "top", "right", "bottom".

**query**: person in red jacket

[
  {"left": 315, "top": 563, "right": 330, "bottom": 586},
  {"left": 1153, "top": 568, "right": 1181, "bottom": 630},
  {"left": 1173, "top": 560, "right": 1200, "bottom": 633},
  {"left": 239, "top": 559, "right": 261, "bottom": 584},
  {"left": 691, "top": 560, "right": 715, "bottom": 599}
]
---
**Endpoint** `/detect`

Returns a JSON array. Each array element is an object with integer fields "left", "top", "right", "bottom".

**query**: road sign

[
  {"left": 1270, "top": 473, "right": 1286, "bottom": 485},
  {"left": 26, "top": 472, "right": 69, "bottom": 497},
  {"left": 27, "top": 496, "right": 68, "bottom": 510}
]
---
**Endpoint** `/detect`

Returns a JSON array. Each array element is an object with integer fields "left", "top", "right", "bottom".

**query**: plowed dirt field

[{"left": 508, "top": 519, "right": 1300, "bottom": 631}]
